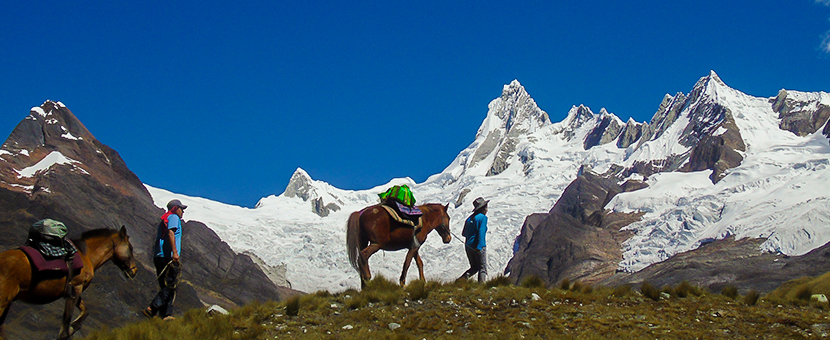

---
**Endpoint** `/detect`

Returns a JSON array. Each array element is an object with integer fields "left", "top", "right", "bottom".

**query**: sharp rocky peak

[{"left": 283, "top": 167, "right": 316, "bottom": 201}]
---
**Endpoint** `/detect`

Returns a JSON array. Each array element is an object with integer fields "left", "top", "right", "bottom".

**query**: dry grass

[{"left": 82, "top": 277, "right": 830, "bottom": 339}]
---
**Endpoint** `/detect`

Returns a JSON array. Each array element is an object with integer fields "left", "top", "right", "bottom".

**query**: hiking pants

[
  {"left": 461, "top": 246, "right": 487, "bottom": 282},
  {"left": 149, "top": 257, "right": 180, "bottom": 317}
]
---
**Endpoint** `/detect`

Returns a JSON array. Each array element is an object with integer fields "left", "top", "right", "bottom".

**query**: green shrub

[
  {"left": 721, "top": 284, "right": 739, "bottom": 300},
  {"left": 612, "top": 284, "right": 632, "bottom": 297},
  {"left": 285, "top": 295, "right": 300, "bottom": 316},
  {"left": 675, "top": 281, "right": 694, "bottom": 298},
  {"left": 795, "top": 285, "right": 813, "bottom": 302},
  {"left": 641, "top": 282, "right": 660, "bottom": 301},
  {"left": 744, "top": 289, "right": 760, "bottom": 306},
  {"left": 571, "top": 281, "right": 583, "bottom": 293},
  {"left": 405, "top": 279, "right": 429, "bottom": 301},
  {"left": 485, "top": 275, "right": 513, "bottom": 288},
  {"left": 560, "top": 278, "right": 571, "bottom": 291},
  {"left": 521, "top": 275, "right": 546, "bottom": 288}
]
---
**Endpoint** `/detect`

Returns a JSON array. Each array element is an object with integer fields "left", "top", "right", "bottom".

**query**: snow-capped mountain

[{"left": 148, "top": 72, "right": 830, "bottom": 293}]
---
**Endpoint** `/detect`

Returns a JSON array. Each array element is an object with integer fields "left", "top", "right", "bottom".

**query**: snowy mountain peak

[{"left": 282, "top": 167, "right": 315, "bottom": 201}]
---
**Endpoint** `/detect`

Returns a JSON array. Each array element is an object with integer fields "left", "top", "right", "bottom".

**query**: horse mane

[{"left": 72, "top": 228, "right": 118, "bottom": 255}]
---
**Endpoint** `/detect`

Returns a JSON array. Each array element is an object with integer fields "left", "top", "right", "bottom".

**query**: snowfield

[{"left": 148, "top": 73, "right": 830, "bottom": 293}]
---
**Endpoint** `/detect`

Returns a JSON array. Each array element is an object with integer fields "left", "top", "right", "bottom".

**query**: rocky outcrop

[
  {"left": 616, "top": 119, "right": 647, "bottom": 148},
  {"left": 0, "top": 101, "right": 295, "bottom": 339},
  {"left": 311, "top": 197, "right": 340, "bottom": 217},
  {"left": 583, "top": 110, "right": 622, "bottom": 150},
  {"left": 773, "top": 89, "right": 830, "bottom": 137},
  {"left": 505, "top": 169, "right": 645, "bottom": 286},
  {"left": 601, "top": 236, "right": 830, "bottom": 295}
]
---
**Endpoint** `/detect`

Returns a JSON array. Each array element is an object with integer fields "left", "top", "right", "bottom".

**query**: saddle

[
  {"left": 20, "top": 243, "right": 83, "bottom": 275},
  {"left": 380, "top": 202, "right": 423, "bottom": 228}
]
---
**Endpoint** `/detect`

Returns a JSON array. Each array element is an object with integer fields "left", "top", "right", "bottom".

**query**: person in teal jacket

[{"left": 460, "top": 197, "right": 489, "bottom": 282}]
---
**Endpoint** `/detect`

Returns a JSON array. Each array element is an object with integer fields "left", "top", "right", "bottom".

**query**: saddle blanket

[
  {"left": 20, "top": 246, "right": 83, "bottom": 273},
  {"left": 380, "top": 204, "right": 422, "bottom": 228},
  {"left": 395, "top": 201, "right": 423, "bottom": 216}
]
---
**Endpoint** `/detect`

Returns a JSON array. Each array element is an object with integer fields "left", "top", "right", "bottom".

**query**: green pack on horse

[{"left": 0, "top": 222, "right": 137, "bottom": 340}]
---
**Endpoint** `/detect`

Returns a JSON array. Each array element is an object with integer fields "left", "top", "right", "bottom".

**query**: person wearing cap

[
  {"left": 460, "top": 197, "right": 489, "bottom": 282},
  {"left": 144, "top": 199, "right": 187, "bottom": 320}
]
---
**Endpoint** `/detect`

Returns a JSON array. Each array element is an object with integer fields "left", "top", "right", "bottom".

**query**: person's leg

[
  {"left": 460, "top": 247, "right": 478, "bottom": 279},
  {"left": 157, "top": 261, "right": 180, "bottom": 318},
  {"left": 477, "top": 247, "right": 487, "bottom": 283},
  {"left": 146, "top": 257, "right": 170, "bottom": 317}
]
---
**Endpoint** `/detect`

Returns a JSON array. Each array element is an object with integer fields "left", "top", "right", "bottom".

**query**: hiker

[
  {"left": 460, "top": 197, "right": 489, "bottom": 282},
  {"left": 144, "top": 199, "right": 186, "bottom": 321}
]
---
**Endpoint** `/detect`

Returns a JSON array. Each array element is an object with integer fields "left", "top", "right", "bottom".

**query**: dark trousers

[
  {"left": 461, "top": 246, "right": 487, "bottom": 282},
  {"left": 149, "top": 257, "right": 180, "bottom": 317}
]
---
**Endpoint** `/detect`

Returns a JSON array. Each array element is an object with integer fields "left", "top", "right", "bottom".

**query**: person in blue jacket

[
  {"left": 144, "top": 199, "right": 186, "bottom": 321},
  {"left": 460, "top": 197, "right": 489, "bottom": 282}
]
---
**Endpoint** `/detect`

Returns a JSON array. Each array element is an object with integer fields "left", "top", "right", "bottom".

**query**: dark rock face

[
  {"left": 773, "top": 89, "right": 830, "bottom": 137},
  {"left": 601, "top": 236, "right": 830, "bottom": 295},
  {"left": 679, "top": 107, "right": 746, "bottom": 183},
  {"left": 0, "top": 102, "right": 295, "bottom": 339},
  {"left": 583, "top": 114, "right": 622, "bottom": 150},
  {"left": 616, "top": 120, "right": 647, "bottom": 148},
  {"left": 505, "top": 170, "right": 644, "bottom": 286}
]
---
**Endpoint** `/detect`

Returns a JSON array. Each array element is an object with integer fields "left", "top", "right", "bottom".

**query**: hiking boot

[
  {"left": 142, "top": 307, "right": 156, "bottom": 318},
  {"left": 163, "top": 316, "right": 175, "bottom": 321}
]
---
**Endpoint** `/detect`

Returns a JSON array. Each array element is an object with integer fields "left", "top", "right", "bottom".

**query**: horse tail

[{"left": 346, "top": 211, "right": 362, "bottom": 273}]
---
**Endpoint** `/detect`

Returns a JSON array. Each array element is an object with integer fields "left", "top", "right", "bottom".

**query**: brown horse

[
  {"left": 347, "top": 203, "right": 451, "bottom": 289},
  {"left": 0, "top": 226, "right": 138, "bottom": 340}
]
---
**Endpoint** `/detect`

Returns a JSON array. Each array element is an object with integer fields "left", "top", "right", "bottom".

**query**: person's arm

[
  {"left": 477, "top": 215, "right": 488, "bottom": 250},
  {"left": 167, "top": 215, "right": 180, "bottom": 262}
]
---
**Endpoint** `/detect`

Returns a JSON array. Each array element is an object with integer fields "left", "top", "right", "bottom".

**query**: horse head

[
  {"left": 434, "top": 203, "right": 452, "bottom": 244},
  {"left": 112, "top": 225, "right": 138, "bottom": 279}
]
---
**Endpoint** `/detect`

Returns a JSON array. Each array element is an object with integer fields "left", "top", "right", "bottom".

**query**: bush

[
  {"left": 285, "top": 296, "right": 300, "bottom": 316},
  {"left": 560, "top": 278, "right": 571, "bottom": 291},
  {"left": 721, "top": 285, "right": 739, "bottom": 300},
  {"left": 571, "top": 281, "right": 584, "bottom": 293},
  {"left": 485, "top": 275, "right": 513, "bottom": 288},
  {"left": 795, "top": 285, "right": 813, "bottom": 302},
  {"left": 520, "top": 275, "right": 546, "bottom": 289},
  {"left": 674, "top": 281, "right": 694, "bottom": 298},
  {"left": 744, "top": 289, "right": 760, "bottom": 306},
  {"left": 612, "top": 284, "right": 632, "bottom": 297},
  {"left": 641, "top": 282, "right": 660, "bottom": 301},
  {"left": 405, "top": 279, "right": 429, "bottom": 301}
]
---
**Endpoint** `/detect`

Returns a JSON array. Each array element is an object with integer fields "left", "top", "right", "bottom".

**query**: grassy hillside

[{"left": 82, "top": 276, "right": 830, "bottom": 339}]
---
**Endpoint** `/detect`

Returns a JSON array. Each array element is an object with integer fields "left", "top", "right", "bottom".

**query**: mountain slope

[
  {"left": 147, "top": 72, "right": 830, "bottom": 293},
  {"left": 0, "top": 101, "right": 292, "bottom": 339}
]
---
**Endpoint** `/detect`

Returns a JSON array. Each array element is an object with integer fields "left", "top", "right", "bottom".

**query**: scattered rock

[
  {"left": 342, "top": 325, "right": 353, "bottom": 330},
  {"left": 206, "top": 305, "right": 228, "bottom": 316},
  {"left": 389, "top": 323, "right": 401, "bottom": 330}
]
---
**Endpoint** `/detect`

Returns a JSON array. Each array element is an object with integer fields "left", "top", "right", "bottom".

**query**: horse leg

[
  {"left": 414, "top": 252, "right": 425, "bottom": 282},
  {"left": 399, "top": 248, "right": 418, "bottom": 286},
  {"left": 57, "top": 285, "right": 82, "bottom": 340},
  {"left": 358, "top": 243, "right": 382, "bottom": 289},
  {"left": 0, "top": 279, "right": 17, "bottom": 339},
  {"left": 69, "top": 295, "right": 87, "bottom": 335}
]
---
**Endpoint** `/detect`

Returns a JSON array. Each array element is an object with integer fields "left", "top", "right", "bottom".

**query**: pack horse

[
  {"left": 0, "top": 226, "right": 138, "bottom": 340},
  {"left": 347, "top": 203, "right": 452, "bottom": 289}
]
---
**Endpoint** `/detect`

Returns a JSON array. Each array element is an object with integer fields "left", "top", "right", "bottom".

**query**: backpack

[
  {"left": 27, "top": 219, "right": 74, "bottom": 258},
  {"left": 378, "top": 185, "right": 416, "bottom": 206}
]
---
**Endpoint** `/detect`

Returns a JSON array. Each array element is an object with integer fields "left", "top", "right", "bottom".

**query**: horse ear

[
  {"left": 444, "top": 203, "right": 449, "bottom": 211},
  {"left": 119, "top": 225, "right": 128, "bottom": 237}
]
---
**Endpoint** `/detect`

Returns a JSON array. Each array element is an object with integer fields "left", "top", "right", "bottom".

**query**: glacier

[{"left": 147, "top": 72, "right": 830, "bottom": 293}]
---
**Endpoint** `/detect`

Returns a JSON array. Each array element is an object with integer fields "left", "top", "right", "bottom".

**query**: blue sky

[{"left": 1, "top": 1, "right": 829, "bottom": 207}]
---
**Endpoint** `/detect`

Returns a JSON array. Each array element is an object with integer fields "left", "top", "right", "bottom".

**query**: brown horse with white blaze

[
  {"left": 347, "top": 203, "right": 451, "bottom": 289},
  {"left": 0, "top": 226, "right": 138, "bottom": 340}
]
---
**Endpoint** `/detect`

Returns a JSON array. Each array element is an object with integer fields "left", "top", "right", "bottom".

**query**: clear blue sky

[{"left": 2, "top": 1, "right": 829, "bottom": 207}]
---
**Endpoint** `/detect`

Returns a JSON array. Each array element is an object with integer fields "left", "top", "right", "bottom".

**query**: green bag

[
  {"left": 30, "top": 219, "right": 68, "bottom": 241},
  {"left": 379, "top": 185, "right": 416, "bottom": 206}
]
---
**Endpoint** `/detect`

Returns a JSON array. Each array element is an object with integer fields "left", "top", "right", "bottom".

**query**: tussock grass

[
  {"left": 744, "top": 289, "right": 760, "bottom": 306},
  {"left": 84, "top": 278, "right": 830, "bottom": 340},
  {"left": 721, "top": 284, "right": 739, "bottom": 299},
  {"left": 559, "top": 278, "right": 571, "bottom": 290},
  {"left": 520, "top": 275, "right": 545, "bottom": 288},
  {"left": 641, "top": 281, "right": 660, "bottom": 301},
  {"left": 484, "top": 275, "right": 512, "bottom": 288}
]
